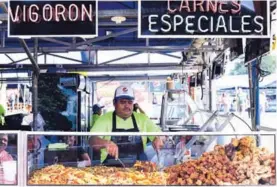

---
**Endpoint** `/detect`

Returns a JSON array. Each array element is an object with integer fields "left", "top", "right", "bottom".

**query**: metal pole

[
  {"left": 44, "top": 54, "right": 47, "bottom": 64},
  {"left": 32, "top": 38, "right": 39, "bottom": 131},
  {"left": 95, "top": 50, "right": 98, "bottom": 65},
  {"left": 208, "top": 67, "right": 212, "bottom": 111},
  {"left": 247, "top": 63, "right": 255, "bottom": 130},
  {"left": 251, "top": 59, "right": 260, "bottom": 131},
  {"left": 19, "top": 39, "right": 40, "bottom": 73},
  {"left": 253, "top": 60, "right": 260, "bottom": 131},
  {"left": 252, "top": 59, "right": 261, "bottom": 146},
  {"left": 146, "top": 39, "right": 150, "bottom": 64}
]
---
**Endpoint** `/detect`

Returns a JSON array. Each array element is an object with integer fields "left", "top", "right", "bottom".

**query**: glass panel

[
  {"left": 0, "top": 133, "right": 18, "bottom": 185},
  {"left": 27, "top": 134, "right": 275, "bottom": 186}
]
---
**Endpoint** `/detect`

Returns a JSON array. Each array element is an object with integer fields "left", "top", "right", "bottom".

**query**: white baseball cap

[{"left": 114, "top": 86, "right": 135, "bottom": 100}]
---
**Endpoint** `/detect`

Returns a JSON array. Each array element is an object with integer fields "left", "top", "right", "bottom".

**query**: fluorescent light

[{"left": 111, "top": 16, "right": 126, "bottom": 24}]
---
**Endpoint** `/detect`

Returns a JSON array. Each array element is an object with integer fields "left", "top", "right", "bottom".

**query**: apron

[{"left": 103, "top": 112, "right": 146, "bottom": 167}]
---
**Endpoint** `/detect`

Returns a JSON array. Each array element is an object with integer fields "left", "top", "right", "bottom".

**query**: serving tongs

[
  {"left": 156, "top": 150, "right": 164, "bottom": 171},
  {"left": 115, "top": 158, "right": 134, "bottom": 172},
  {"left": 116, "top": 158, "right": 126, "bottom": 168}
]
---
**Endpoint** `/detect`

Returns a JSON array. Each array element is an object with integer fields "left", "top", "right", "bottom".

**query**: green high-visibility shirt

[
  {"left": 90, "top": 111, "right": 161, "bottom": 162},
  {"left": 90, "top": 114, "right": 100, "bottom": 130}
]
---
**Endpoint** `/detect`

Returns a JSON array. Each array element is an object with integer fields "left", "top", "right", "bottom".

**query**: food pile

[
  {"left": 230, "top": 137, "right": 275, "bottom": 185},
  {"left": 28, "top": 136, "right": 275, "bottom": 185},
  {"left": 165, "top": 145, "right": 238, "bottom": 185},
  {"left": 165, "top": 136, "right": 276, "bottom": 185},
  {"left": 28, "top": 163, "right": 167, "bottom": 185}
]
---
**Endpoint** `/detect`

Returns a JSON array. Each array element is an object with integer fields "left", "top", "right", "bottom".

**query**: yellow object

[
  {"left": 48, "top": 143, "right": 68, "bottom": 150},
  {"left": 90, "top": 114, "right": 100, "bottom": 130},
  {"left": 69, "top": 72, "right": 88, "bottom": 76}
]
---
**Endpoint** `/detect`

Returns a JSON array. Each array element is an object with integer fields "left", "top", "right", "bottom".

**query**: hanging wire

[
  {"left": 255, "top": 55, "right": 271, "bottom": 82},
  {"left": 200, "top": 71, "right": 204, "bottom": 100}
]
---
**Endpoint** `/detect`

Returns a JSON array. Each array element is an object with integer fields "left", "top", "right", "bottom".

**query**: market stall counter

[{"left": 24, "top": 132, "right": 276, "bottom": 186}]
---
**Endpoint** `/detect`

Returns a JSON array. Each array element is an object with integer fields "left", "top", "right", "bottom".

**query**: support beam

[
  {"left": 18, "top": 39, "right": 40, "bottom": 73},
  {"left": 95, "top": 50, "right": 98, "bottom": 65},
  {"left": 0, "top": 63, "right": 203, "bottom": 72},
  {"left": 9, "top": 54, "right": 43, "bottom": 65},
  {"left": 5, "top": 54, "right": 16, "bottom": 63},
  {"left": 0, "top": 46, "right": 221, "bottom": 53},
  {"left": 208, "top": 66, "right": 212, "bottom": 111},
  {"left": 160, "top": 53, "right": 181, "bottom": 59},
  {"left": 75, "top": 28, "right": 137, "bottom": 47},
  {"left": 100, "top": 52, "right": 141, "bottom": 65},
  {"left": 47, "top": 53, "right": 85, "bottom": 64},
  {"left": 1, "top": 28, "right": 5, "bottom": 47},
  {"left": 146, "top": 39, "right": 150, "bottom": 64},
  {"left": 98, "top": 22, "right": 137, "bottom": 27},
  {"left": 251, "top": 60, "right": 260, "bottom": 131},
  {"left": 32, "top": 38, "right": 39, "bottom": 133},
  {"left": 89, "top": 75, "right": 169, "bottom": 82},
  {"left": 72, "top": 37, "right": 76, "bottom": 48},
  {"left": 39, "top": 38, "right": 71, "bottom": 46},
  {"left": 117, "top": 2, "right": 134, "bottom": 9},
  {"left": 248, "top": 63, "right": 255, "bottom": 130}
]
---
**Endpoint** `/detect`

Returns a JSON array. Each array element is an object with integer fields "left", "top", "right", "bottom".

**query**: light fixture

[
  {"left": 0, "top": 20, "right": 3, "bottom": 24},
  {"left": 111, "top": 16, "right": 126, "bottom": 24}
]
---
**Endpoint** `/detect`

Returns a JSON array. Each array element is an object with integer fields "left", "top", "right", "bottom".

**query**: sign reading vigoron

[
  {"left": 138, "top": 0, "right": 270, "bottom": 38},
  {"left": 8, "top": 0, "right": 97, "bottom": 38}
]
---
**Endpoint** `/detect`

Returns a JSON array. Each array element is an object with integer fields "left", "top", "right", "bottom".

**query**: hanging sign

[
  {"left": 8, "top": 0, "right": 97, "bottom": 38},
  {"left": 138, "top": 0, "right": 270, "bottom": 38}
]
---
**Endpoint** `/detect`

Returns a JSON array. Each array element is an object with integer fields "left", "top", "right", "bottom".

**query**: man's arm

[
  {"left": 89, "top": 136, "right": 119, "bottom": 159},
  {"left": 142, "top": 115, "right": 164, "bottom": 150},
  {"left": 89, "top": 136, "right": 110, "bottom": 151},
  {"left": 89, "top": 113, "right": 110, "bottom": 151}
]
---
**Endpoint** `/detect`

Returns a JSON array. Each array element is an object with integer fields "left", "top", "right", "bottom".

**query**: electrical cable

[
  {"left": 255, "top": 55, "right": 271, "bottom": 82},
  {"left": 200, "top": 71, "right": 204, "bottom": 100},
  {"left": 232, "top": 113, "right": 252, "bottom": 131}
]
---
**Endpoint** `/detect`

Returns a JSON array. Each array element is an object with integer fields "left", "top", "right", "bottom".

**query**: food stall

[
  {"left": 23, "top": 132, "right": 275, "bottom": 186},
  {"left": 0, "top": 0, "right": 276, "bottom": 186},
  {"left": 0, "top": 131, "right": 275, "bottom": 186}
]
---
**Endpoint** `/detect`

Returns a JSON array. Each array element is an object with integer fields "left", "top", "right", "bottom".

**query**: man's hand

[
  {"left": 105, "top": 141, "right": 119, "bottom": 159},
  {"left": 152, "top": 137, "right": 164, "bottom": 151}
]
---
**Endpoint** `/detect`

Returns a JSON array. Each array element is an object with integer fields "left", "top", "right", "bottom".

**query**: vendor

[
  {"left": 90, "top": 104, "right": 104, "bottom": 129},
  {"left": 89, "top": 86, "right": 164, "bottom": 166}
]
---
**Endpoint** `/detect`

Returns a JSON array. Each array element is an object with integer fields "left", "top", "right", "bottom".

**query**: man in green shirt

[
  {"left": 89, "top": 86, "right": 164, "bottom": 166},
  {"left": 90, "top": 104, "right": 104, "bottom": 130}
]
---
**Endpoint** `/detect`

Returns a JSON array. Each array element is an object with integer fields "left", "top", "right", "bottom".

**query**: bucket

[{"left": 2, "top": 161, "right": 17, "bottom": 184}]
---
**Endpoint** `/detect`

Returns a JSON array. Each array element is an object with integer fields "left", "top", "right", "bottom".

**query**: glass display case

[
  {"left": 24, "top": 132, "right": 276, "bottom": 186},
  {"left": 0, "top": 131, "right": 22, "bottom": 186},
  {"left": 160, "top": 90, "right": 254, "bottom": 133}
]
